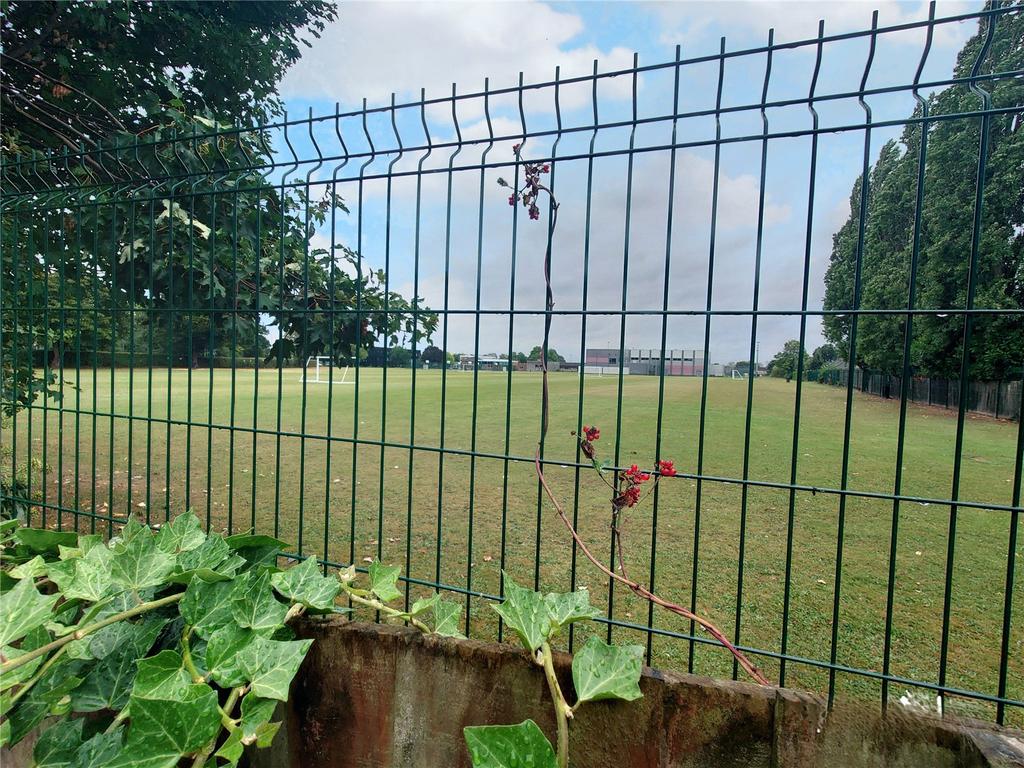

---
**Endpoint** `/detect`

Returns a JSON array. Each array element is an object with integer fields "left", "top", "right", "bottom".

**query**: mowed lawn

[{"left": 4, "top": 367, "right": 1022, "bottom": 723}]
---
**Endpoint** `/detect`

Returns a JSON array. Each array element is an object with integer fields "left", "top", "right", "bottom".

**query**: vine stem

[
  {"left": 1, "top": 591, "right": 184, "bottom": 674},
  {"left": 340, "top": 587, "right": 432, "bottom": 634},
  {"left": 539, "top": 642, "right": 571, "bottom": 768},
  {"left": 7, "top": 645, "right": 67, "bottom": 707},
  {"left": 529, "top": 174, "right": 770, "bottom": 688}
]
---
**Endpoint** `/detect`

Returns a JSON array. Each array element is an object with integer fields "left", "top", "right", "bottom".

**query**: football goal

[{"left": 299, "top": 356, "right": 352, "bottom": 384}]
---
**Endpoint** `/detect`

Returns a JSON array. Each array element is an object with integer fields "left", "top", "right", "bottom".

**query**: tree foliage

[
  {"left": 823, "top": 5, "right": 1023, "bottom": 380},
  {"left": 767, "top": 340, "right": 809, "bottom": 380},
  {"left": 0, "top": 0, "right": 336, "bottom": 153},
  {"left": 527, "top": 346, "right": 565, "bottom": 363}
]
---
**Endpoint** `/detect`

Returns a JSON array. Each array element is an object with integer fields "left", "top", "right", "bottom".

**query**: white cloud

[
  {"left": 282, "top": 1, "right": 637, "bottom": 113},
  {"left": 648, "top": 0, "right": 978, "bottom": 49}
]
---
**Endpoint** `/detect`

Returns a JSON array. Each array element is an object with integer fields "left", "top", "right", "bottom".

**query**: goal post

[{"left": 299, "top": 356, "right": 352, "bottom": 384}]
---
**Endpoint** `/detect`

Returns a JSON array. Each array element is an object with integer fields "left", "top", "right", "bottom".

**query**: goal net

[{"left": 299, "top": 356, "right": 352, "bottom": 384}]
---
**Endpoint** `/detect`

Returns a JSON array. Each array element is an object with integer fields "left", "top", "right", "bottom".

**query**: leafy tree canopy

[
  {"left": 0, "top": 0, "right": 337, "bottom": 152},
  {"left": 527, "top": 346, "right": 565, "bottom": 363},
  {"left": 822, "top": 4, "right": 1023, "bottom": 380},
  {"left": 767, "top": 340, "right": 809, "bottom": 380}
]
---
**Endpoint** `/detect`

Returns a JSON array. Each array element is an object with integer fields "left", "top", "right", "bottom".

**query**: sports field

[{"left": 3, "top": 368, "right": 1021, "bottom": 722}]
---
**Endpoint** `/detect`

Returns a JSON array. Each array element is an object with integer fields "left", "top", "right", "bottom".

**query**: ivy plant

[
  {"left": 0, "top": 512, "right": 461, "bottom": 767},
  {"left": 464, "top": 573, "right": 643, "bottom": 768}
]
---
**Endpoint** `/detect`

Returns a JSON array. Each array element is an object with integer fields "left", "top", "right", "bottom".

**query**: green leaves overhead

[
  {"left": 271, "top": 556, "right": 340, "bottom": 610},
  {"left": 464, "top": 720, "right": 558, "bottom": 768},
  {"left": 571, "top": 636, "right": 644, "bottom": 704},
  {"left": 367, "top": 560, "right": 403, "bottom": 603},
  {"left": 0, "top": 576, "right": 59, "bottom": 646}
]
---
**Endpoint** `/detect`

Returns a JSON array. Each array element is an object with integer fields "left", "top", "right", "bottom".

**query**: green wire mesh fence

[{"left": 2, "top": 3, "right": 1022, "bottom": 725}]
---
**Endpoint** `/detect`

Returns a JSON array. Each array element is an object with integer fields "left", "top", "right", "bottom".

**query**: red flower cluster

[
  {"left": 583, "top": 425, "right": 600, "bottom": 442},
  {"left": 658, "top": 460, "right": 676, "bottom": 477},
  {"left": 623, "top": 464, "right": 650, "bottom": 484}
]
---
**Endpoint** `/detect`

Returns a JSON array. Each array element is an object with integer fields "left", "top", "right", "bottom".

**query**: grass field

[{"left": 3, "top": 367, "right": 1021, "bottom": 723}]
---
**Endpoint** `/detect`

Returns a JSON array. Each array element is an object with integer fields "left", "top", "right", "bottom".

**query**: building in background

[{"left": 584, "top": 348, "right": 704, "bottom": 376}]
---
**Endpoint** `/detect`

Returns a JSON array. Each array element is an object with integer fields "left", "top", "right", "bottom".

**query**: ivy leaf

[
  {"left": 270, "top": 556, "right": 339, "bottom": 610},
  {"left": 571, "top": 636, "right": 644, "bottom": 704},
  {"left": 14, "top": 528, "right": 77, "bottom": 555},
  {"left": 463, "top": 720, "right": 558, "bottom": 768},
  {"left": 490, "top": 575, "right": 549, "bottom": 652},
  {"left": 114, "top": 683, "right": 221, "bottom": 765},
  {"left": 214, "top": 729, "right": 244, "bottom": 767},
  {"left": 33, "top": 718, "right": 84, "bottom": 768},
  {"left": 1, "top": 625, "right": 50, "bottom": 691},
  {"left": 5, "top": 664, "right": 85, "bottom": 746},
  {"left": 544, "top": 589, "right": 601, "bottom": 635},
  {"left": 367, "top": 560, "right": 402, "bottom": 603},
  {"left": 432, "top": 598, "right": 466, "bottom": 639},
  {"left": 71, "top": 728, "right": 125, "bottom": 768},
  {"left": 240, "top": 695, "right": 277, "bottom": 742},
  {"left": 47, "top": 544, "right": 114, "bottom": 602},
  {"left": 132, "top": 650, "right": 192, "bottom": 699},
  {"left": 237, "top": 636, "right": 312, "bottom": 701},
  {"left": 109, "top": 528, "right": 175, "bottom": 591},
  {"left": 9, "top": 554, "right": 47, "bottom": 579},
  {"left": 205, "top": 624, "right": 259, "bottom": 688},
  {"left": 155, "top": 513, "right": 206, "bottom": 555},
  {"left": 181, "top": 576, "right": 237, "bottom": 638},
  {"left": 169, "top": 533, "right": 243, "bottom": 583},
  {"left": 71, "top": 618, "right": 166, "bottom": 712},
  {"left": 224, "top": 533, "right": 288, "bottom": 568},
  {"left": 231, "top": 570, "right": 289, "bottom": 632},
  {"left": 409, "top": 594, "right": 438, "bottom": 616},
  {"left": 0, "top": 575, "right": 59, "bottom": 646}
]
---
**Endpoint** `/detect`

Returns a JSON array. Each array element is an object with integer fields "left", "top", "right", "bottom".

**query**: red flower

[
  {"left": 658, "top": 460, "right": 676, "bottom": 477},
  {"left": 512, "top": 143, "right": 521, "bottom": 153},
  {"left": 508, "top": 194, "right": 516, "bottom": 206},
  {"left": 541, "top": 164, "right": 550, "bottom": 173},
  {"left": 615, "top": 485, "right": 642, "bottom": 508},
  {"left": 583, "top": 425, "right": 600, "bottom": 442},
  {"left": 624, "top": 464, "right": 650, "bottom": 484}
]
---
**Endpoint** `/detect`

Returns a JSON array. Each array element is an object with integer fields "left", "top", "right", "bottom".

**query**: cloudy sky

[{"left": 269, "top": 0, "right": 981, "bottom": 364}]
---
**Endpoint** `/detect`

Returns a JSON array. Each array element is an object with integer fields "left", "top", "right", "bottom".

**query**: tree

[
  {"left": 422, "top": 345, "right": 444, "bottom": 366},
  {"left": 767, "top": 340, "right": 809, "bottom": 380},
  {"left": 0, "top": 1, "right": 336, "bottom": 152},
  {"left": 387, "top": 347, "right": 413, "bottom": 368},
  {"left": 527, "top": 346, "right": 565, "bottom": 363},
  {"left": 807, "top": 343, "right": 838, "bottom": 373},
  {"left": 822, "top": 6, "right": 1023, "bottom": 380},
  {"left": 514, "top": 352, "right": 528, "bottom": 363}
]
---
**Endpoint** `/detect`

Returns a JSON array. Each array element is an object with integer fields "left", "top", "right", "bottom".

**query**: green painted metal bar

[{"left": 779, "top": 20, "right": 824, "bottom": 687}]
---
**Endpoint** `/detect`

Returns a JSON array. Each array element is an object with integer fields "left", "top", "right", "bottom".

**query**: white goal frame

[{"left": 299, "top": 356, "right": 352, "bottom": 384}]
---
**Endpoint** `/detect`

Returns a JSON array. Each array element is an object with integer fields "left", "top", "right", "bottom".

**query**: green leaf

[
  {"left": 463, "top": 720, "right": 558, "bottom": 768},
  {"left": 9, "top": 554, "right": 47, "bottom": 579},
  {"left": 14, "top": 528, "right": 77, "bottom": 554},
  {"left": 132, "top": 650, "right": 191, "bottom": 699},
  {"left": 543, "top": 589, "right": 601, "bottom": 635},
  {"left": 108, "top": 528, "right": 175, "bottom": 591},
  {"left": 204, "top": 624, "right": 258, "bottom": 688},
  {"left": 33, "top": 718, "right": 84, "bottom": 768},
  {"left": 71, "top": 729, "right": 125, "bottom": 768},
  {"left": 155, "top": 513, "right": 206, "bottom": 554},
  {"left": 571, "top": 636, "right": 644, "bottom": 704},
  {"left": 47, "top": 544, "right": 114, "bottom": 602},
  {"left": 169, "top": 533, "right": 243, "bottom": 583},
  {"left": 0, "top": 575, "right": 59, "bottom": 646},
  {"left": 253, "top": 721, "right": 280, "bottom": 748},
  {"left": 237, "top": 636, "right": 312, "bottom": 701},
  {"left": 71, "top": 618, "right": 166, "bottom": 712},
  {"left": 271, "top": 556, "right": 339, "bottom": 610},
  {"left": 224, "top": 533, "right": 289, "bottom": 550},
  {"left": 5, "top": 665, "right": 84, "bottom": 746},
  {"left": 432, "top": 598, "right": 466, "bottom": 638},
  {"left": 231, "top": 570, "right": 289, "bottom": 632},
  {"left": 409, "top": 594, "right": 439, "bottom": 616},
  {"left": 240, "top": 695, "right": 277, "bottom": 742},
  {"left": 117, "top": 683, "right": 221, "bottom": 764},
  {"left": 368, "top": 560, "right": 402, "bottom": 603},
  {"left": 181, "top": 576, "right": 237, "bottom": 638},
  {"left": 214, "top": 728, "right": 244, "bottom": 766},
  {"left": 1, "top": 625, "right": 50, "bottom": 691},
  {"left": 491, "top": 575, "right": 550, "bottom": 652}
]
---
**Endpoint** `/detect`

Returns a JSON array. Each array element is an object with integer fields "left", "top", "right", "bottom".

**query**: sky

[{"left": 269, "top": 0, "right": 982, "bottom": 365}]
